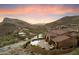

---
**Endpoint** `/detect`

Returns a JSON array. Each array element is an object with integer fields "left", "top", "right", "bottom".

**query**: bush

[{"left": 0, "top": 34, "right": 18, "bottom": 47}]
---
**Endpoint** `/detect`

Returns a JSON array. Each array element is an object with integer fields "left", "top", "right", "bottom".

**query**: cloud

[{"left": 0, "top": 5, "right": 79, "bottom": 15}]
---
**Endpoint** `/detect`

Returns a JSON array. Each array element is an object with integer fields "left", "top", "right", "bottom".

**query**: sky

[{"left": 0, "top": 4, "right": 79, "bottom": 24}]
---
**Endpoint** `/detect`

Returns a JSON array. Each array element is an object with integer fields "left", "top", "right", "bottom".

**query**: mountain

[
  {"left": 0, "top": 17, "right": 32, "bottom": 35},
  {"left": 45, "top": 15, "right": 79, "bottom": 29},
  {"left": 2, "top": 17, "right": 32, "bottom": 28}
]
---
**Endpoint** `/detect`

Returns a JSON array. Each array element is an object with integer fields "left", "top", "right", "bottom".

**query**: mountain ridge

[
  {"left": 0, "top": 17, "right": 33, "bottom": 35},
  {"left": 45, "top": 15, "right": 79, "bottom": 29}
]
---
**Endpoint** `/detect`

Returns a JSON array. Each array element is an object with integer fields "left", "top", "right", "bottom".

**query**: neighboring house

[
  {"left": 31, "top": 33, "right": 43, "bottom": 40},
  {"left": 18, "top": 31, "right": 26, "bottom": 37},
  {"left": 45, "top": 28, "right": 78, "bottom": 49},
  {"left": 14, "top": 28, "right": 27, "bottom": 40},
  {"left": 37, "top": 34, "right": 43, "bottom": 38}
]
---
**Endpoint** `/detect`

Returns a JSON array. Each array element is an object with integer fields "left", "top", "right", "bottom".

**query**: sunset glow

[{"left": 0, "top": 4, "right": 79, "bottom": 24}]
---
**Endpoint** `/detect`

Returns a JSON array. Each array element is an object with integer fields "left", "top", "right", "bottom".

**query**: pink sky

[{"left": 0, "top": 5, "right": 79, "bottom": 24}]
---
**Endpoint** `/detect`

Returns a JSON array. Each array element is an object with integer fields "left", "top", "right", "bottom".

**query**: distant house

[
  {"left": 18, "top": 31, "right": 26, "bottom": 37},
  {"left": 44, "top": 29, "right": 78, "bottom": 49}
]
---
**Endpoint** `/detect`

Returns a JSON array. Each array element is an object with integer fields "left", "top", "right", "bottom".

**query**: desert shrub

[
  {"left": 0, "top": 34, "right": 18, "bottom": 47},
  {"left": 73, "top": 48, "right": 79, "bottom": 55}
]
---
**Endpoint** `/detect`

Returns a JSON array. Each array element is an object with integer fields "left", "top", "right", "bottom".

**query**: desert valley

[{"left": 0, "top": 16, "right": 79, "bottom": 55}]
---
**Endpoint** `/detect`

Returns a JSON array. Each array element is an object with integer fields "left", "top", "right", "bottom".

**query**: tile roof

[
  {"left": 52, "top": 35, "right": 70, "bottom": 42},
  {"left": 50, "top": 29, "right": 67, "bottom": 35}
]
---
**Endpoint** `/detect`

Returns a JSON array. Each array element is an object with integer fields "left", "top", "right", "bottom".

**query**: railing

[{"left": 31, "top": 38, "right": 44, "bottom": 42}]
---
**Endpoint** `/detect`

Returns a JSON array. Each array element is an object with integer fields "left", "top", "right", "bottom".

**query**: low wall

[{"left": 25, "top": 44, "right": 74, "bottom": 55}]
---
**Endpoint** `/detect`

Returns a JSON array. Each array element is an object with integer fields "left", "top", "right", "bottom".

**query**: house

[
  {"left": 18, "top": 31, "right": 26, "bottom": 37},
  {"left": 45, "top": 29, "right": 68, "bottom": 42},
  {"left": 44, "top": 29, "right": 78, "bottom": 49},
  {"left": 13, "top": 28, "right": 27, "bottom": 40},
  {"left": 50, "top": 35, "right": 77, "bottom": 49}
]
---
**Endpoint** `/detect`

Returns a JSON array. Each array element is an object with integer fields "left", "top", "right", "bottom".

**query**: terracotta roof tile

[
  {"left": 52, "top": 35, "right": 70, "bottom": 42},
  {"left": 50, "top": 30, "right": 67, "bottom": 35}
]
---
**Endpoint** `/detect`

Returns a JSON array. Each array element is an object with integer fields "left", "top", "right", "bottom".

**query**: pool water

[
  {"left": 30, "top": 40, "right": 40, "bottom": 46},
  {"left": 30, "top": 40, "right": 54, "bottom": 50}
]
